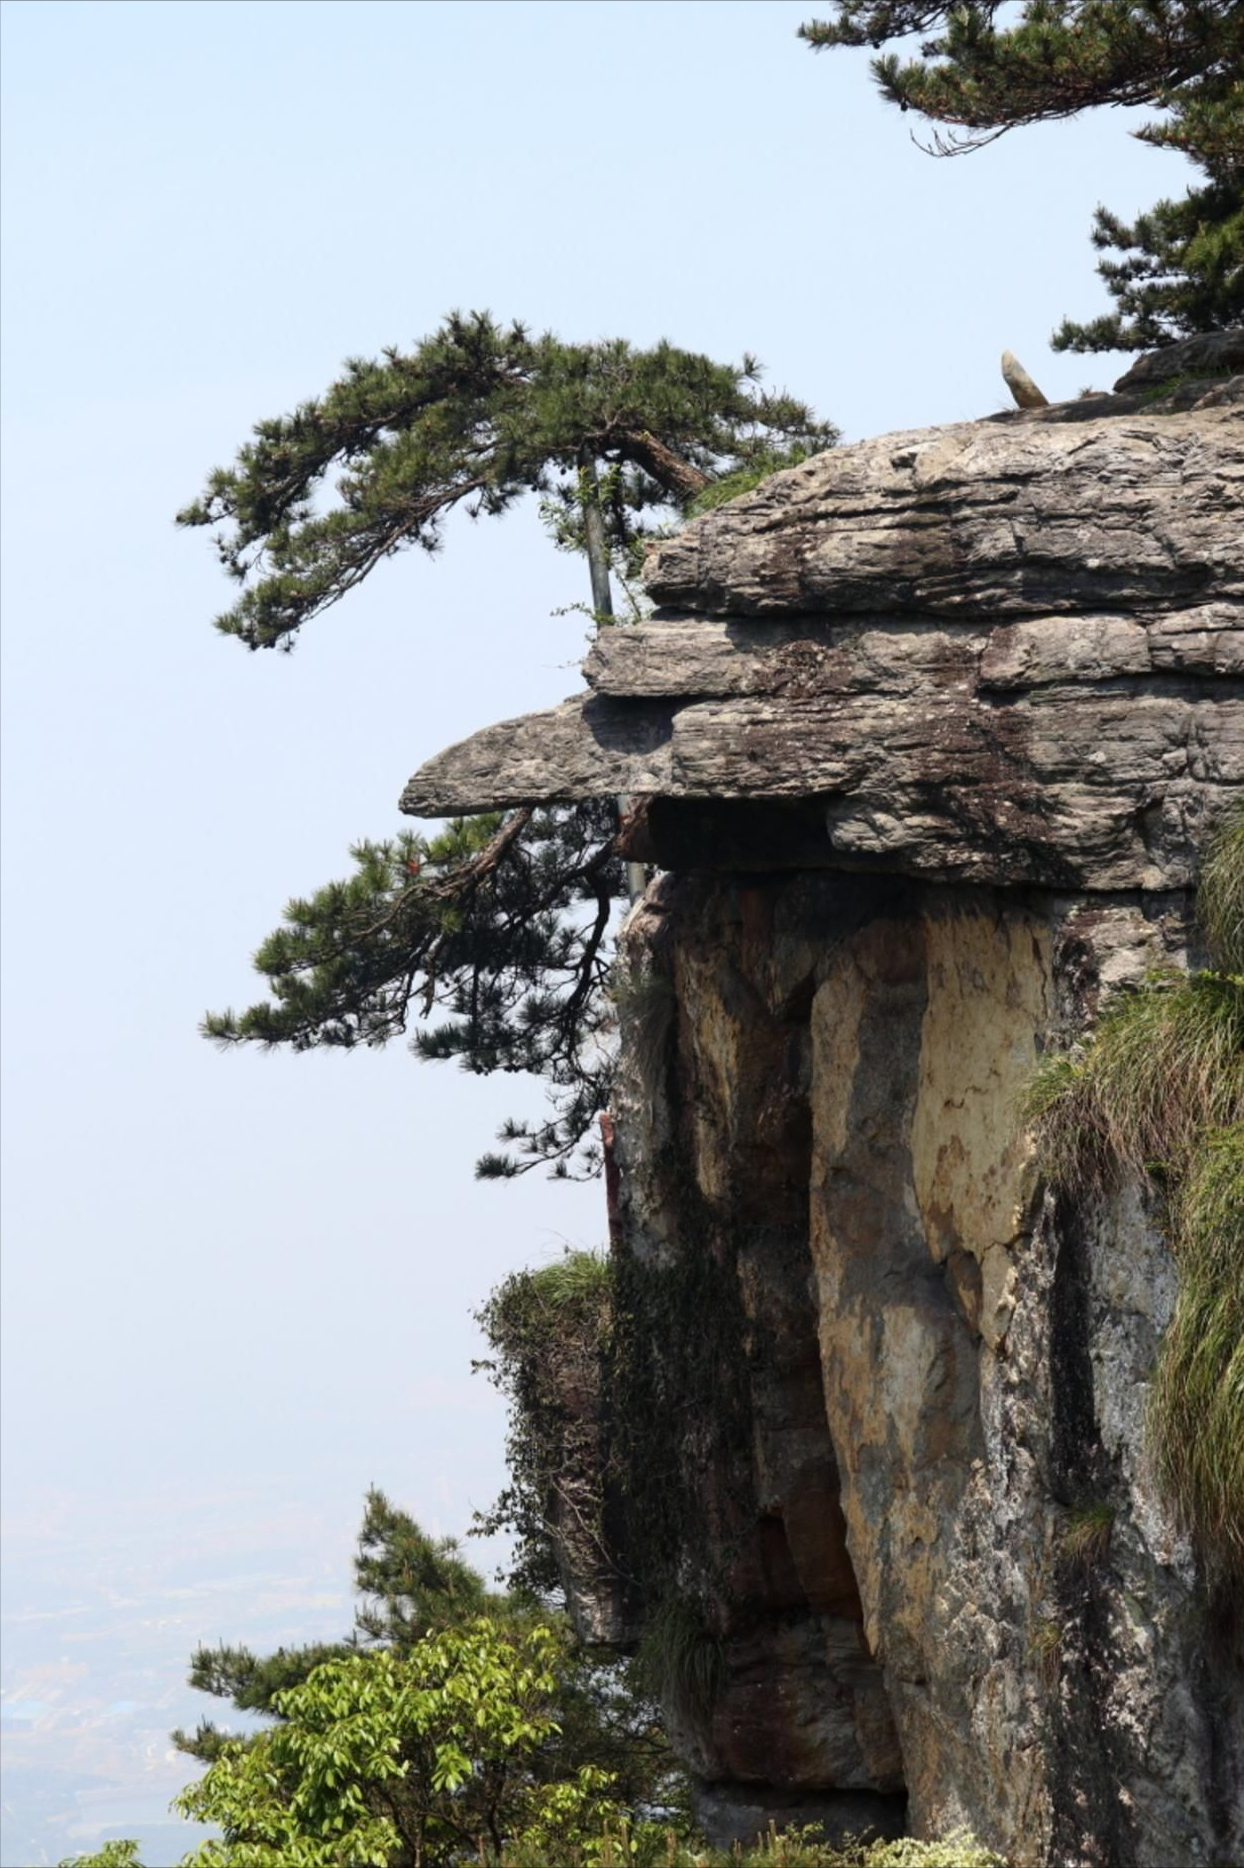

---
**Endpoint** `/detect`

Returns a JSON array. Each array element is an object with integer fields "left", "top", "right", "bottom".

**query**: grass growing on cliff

[
  {"left": 1149, "top": 1123, "right": 1244, "bottom": 1577},
  {"left": 635, "top": 1595, "right": 725, "bottom": 1723},
  {"left": 1059, "top": 1503, "right": 1115, "bottom": 1571},
  {"left": 682, "top": 443, "right": 828, "bottom": 517},
  {"left": 1022, "top": 802, "right": 1244, "bottom": 1582},
  {"left": 1198, "top": 804, "right": 1244, "bottom": 974},
  {"left": 474, "top": 1250, "right": 615, "bottom": 1599},
  {"left": 1020, "top": 969, "right": 1244, "bottom": 1188}
]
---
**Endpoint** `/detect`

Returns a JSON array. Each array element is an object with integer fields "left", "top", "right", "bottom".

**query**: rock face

[
  {"left": 401, "top": 364, "right": 1244, "bottom": 1865},
  {"left": 608, "top": 871, "right": 1242, "bottom": 1866},
  {"left": 404, "top": 405, "right": 1243, "bottom": 894}
]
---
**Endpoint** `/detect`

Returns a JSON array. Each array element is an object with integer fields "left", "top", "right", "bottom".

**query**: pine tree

[
  {"left": 188, "top": 313, "right": 835, "bottom": 1176},
  {"left": 798, "top": 3, "right": 1243, "bottom": 351}
]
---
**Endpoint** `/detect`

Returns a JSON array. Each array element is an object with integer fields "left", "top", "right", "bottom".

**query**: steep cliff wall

[{"left": 403, "top": 345, "right": 1244, "bottom": 1866}]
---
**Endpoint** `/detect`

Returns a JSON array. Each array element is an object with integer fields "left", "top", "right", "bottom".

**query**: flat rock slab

[
  {"left": 583, "top": 605, "right": 1243, "bottom": 699},
  {"left": 644, "top": 409, "right": 1241, "bottom": 619}
]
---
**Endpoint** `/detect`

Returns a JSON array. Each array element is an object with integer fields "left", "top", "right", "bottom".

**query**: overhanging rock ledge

[{"left": 401, "top": 394, "right": 1242, "bottom": 892}]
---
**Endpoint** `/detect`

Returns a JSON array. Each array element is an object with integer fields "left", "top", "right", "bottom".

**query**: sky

[{"left": 0, "top": 2, "right": 1183, "bottom": 1861}]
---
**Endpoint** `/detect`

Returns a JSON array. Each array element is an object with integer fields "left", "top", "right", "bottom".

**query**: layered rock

[
  {"left": 402, "top": 366, "right": 1244, "bottom": 1864},
  {"left": 404, "top": 404, "right": 1242, "bottom": 893}
]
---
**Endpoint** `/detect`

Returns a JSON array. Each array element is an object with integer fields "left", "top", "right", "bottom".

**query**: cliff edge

[{"left": 403, "top": 338, "right": 1244, "bottom": 1867}]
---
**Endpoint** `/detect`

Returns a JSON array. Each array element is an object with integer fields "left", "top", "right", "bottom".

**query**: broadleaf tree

[
  {"left": 173, "top": 1619, "right": 619, "bottom": 1868},
  {"left": 798, "top": 2, "right": 1243, "bottom": 350},
  {"left": 187, "top": 312, "right": 835, "bottom": 1176},
  {"left": 172, "top": 1489, "right": 686, "bottom": 1839}
]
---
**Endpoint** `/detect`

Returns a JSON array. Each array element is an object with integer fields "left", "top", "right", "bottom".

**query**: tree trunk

[
  {"left": 578, "top": 447, "right": 648, "bottom": 904},
  {"left": 617, "top": 428, "right": 711, "bottom": 503}
]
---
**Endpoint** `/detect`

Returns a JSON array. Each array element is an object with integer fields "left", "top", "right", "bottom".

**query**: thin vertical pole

[{"left": 578, "top": 447, "right": 647, "bottom": 904}]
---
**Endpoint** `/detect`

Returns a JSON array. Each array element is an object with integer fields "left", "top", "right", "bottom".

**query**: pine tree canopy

[
  {"left": 179, "top": 311, "right": 834, "bottom": 652},
  {"left": 192, "top": 316, "right": 834, "bottom": 1177},
  {"left": 797, "top": 2, "right": 1236, "bottom": 136},
  {"left": 203, "top": 803, "right": 625, "bottom": 1177},
  {"left": 798, "top": 3, "right": 1243, "bottom": 350}
]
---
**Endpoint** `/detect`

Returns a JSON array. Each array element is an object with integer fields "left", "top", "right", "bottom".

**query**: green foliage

[
  {"left": 1019, "top": 967, "right": 1244, "bottom": 1188},
  {"left": 476, "top": 1200, "right": 750, "bottom": 1732},
  {"left": 499, "top": 1823, "right": 1007, "bottom": 1866},
  {"left": 175, "top": 1619, "right": 619, "bottom": 1867},
  {"left": 180, "top": 311, "right": 835, "bottom": 653},
  {"left": 57, "top": 1824, "right": 1010, "bottom": 1868},
  {"left": 1027, "top": 1619, "right": 1063, "bottom": 1684},
  {"left": 862, "top": 1837, "right": 1006, "bottom": 1868},
  {"left": 174, "top": 1489, "right": 488, "bottom": 1765},
  {"left": 189, "top": 316, "right": 834, "bottom": 1177},
  {"left": 797, "top": 3, "right": 1235, "bottom": 142},
  {"left": 1024, "top": 804, "right": 1244, "bottom": 1580},
  {"left": 474, "top": 1251, "right": 615, "bottom": 1599},
  {"left": 682, "top": 444, "right": 823, "bottom": 517},
  {"left": 1198, "top": 800, "right": 1244, "bottom": 973},
  {"left": 1053, "top": 63, "right": 1243, "bottom": 351},
  {"left": 178, "top": 1488, "right": 684, "bottom": 1848},
  {"left": 799, "top": 3, "right": 1243, "bottom": 351}
]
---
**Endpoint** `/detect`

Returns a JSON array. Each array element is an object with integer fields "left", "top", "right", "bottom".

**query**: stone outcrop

[
  {"left": 401, "top": 354, "right": 1244, "bottom": 1865},
  {"left": 404, "top": 405, "right": 1243, "bottom": 893}
]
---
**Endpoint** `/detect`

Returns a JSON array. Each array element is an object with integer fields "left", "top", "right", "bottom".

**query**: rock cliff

[{"left": 403, "top": 346, "right": 1244, "bottom": 1866}]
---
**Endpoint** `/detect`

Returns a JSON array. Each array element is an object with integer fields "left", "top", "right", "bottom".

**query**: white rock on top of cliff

[{"left": 400, "top": 394, "right": 1242, "bottom": 893}]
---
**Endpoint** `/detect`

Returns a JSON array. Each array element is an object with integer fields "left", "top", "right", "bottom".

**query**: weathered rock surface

[
  {"left": 403, "top": 404, "right": 1242, "bottom": 893},
  {"left": 642, "top": 409, "right": 1241, "bottom": 620},
  {"left": 1112, "top": 325, "right": 1244, "bottom": 391},
  {"left": 609, "top": 874, "right": 1243, "bottom": 1867},
  {"left": 404, "top": 360, "right": 1244, "bottom": 1863}
]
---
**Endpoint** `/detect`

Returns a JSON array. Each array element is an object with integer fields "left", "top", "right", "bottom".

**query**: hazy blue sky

[{"left": 1, "top": 2, "right": 1178, "bottom": 1860}]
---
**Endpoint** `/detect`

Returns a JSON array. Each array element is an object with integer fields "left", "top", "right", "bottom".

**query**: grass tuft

[
  {"left": 1019, "top": 970, "right": 1244, "bottom": 1191},
  {"left": 1059, "top": 1503, "right": 1115, "bottom": 1571},
  {"left": 526, "top": 1248, "right": 613, "bottom": 1309},
  {"left": 636, "top": 1596, "right": 725, "bottom": 1724},
  {"left": 1198, "top": 802, "right": 1244, "bottom": 974},
  {"left": 1149, "top": 1124, "right": 1244, "bottom": 1578},
  {"left": 1023, "top": 803, "right": 1244, "bottom": 1582}
]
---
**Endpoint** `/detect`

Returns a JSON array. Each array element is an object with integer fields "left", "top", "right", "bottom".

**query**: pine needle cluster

[
  {"left": 798, "top": 3, "right": 1243, "bottom": 350},
  {"left": 203, "top": 803, "right": 624, "bottom": 1178}
]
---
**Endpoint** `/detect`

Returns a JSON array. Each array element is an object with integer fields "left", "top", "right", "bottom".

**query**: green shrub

[
  {"left": 864, "top": 1834, "right": 1007, "bottom": 1868},
  {"left": 498, "top": 1821, "right": 1007, "bottom": 1866}
]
